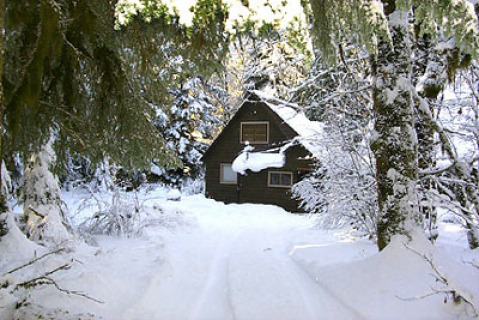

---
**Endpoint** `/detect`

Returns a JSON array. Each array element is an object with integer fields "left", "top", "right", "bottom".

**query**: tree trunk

[
  {"left": 463, "top": 167, "right": 479, "bottom": 249},
  {"left": 414, "top": 34, "right": 442, "bottom": 243},
  {"left": 453, "top": 178, "right": 479, "bottom": 249},
  {"left": 371, "top": 2, "right": 420, "bottom": 250}
]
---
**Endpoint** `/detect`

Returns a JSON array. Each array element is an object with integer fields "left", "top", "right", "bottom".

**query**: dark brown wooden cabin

[{"left": 202, "top": 92, "right": 318, "bottom": 212}]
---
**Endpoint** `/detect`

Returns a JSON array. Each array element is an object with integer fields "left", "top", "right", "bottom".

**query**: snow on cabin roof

[
  {"left": 232, "top": 146, "right": 285, "bottom": 175},
  {"left": 251, "top": 90, "right": 323, "bottom": 156}
]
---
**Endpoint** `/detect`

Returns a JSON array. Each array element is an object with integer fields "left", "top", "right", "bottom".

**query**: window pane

[
  {"left": 243, "top": 125, "right": 256, "bottom": 134},
  {"left": 270, "top": 173, "right": 280, "bottom": 185},
  {"left": 254, "top": 124, "right": 267, "bottom": 135},
  {"left": 242, "top": 123, "right": 268, "bottom": 143},
  {"left": 269, "top": 172, "right": 292, "bottom": 187},
  {"left": 255, "top": 133, "right": 267, "bottom": 141},
  {"left": 280, "top": 173, "right": 292, "bottom": 186},
  {"left": 243, "top": 132, "right": 255, "bottom": 142},
  {"left": 222, "top": 164, "right": 237, "bottom": 183}
]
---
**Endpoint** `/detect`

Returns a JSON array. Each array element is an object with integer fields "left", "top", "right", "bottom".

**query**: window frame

[
  {"left": 220, "top": 163, "right": 237, "bottom": 185},
  {"left": 240, "top": 121, "right": 270, "bottom": 144},
  {"left": 268, "top": 171, "right": 294, "bottom": 188}
]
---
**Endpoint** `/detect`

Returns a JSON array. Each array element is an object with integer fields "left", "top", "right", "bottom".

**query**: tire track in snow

[
  {"left": 109, "top": 242, "right": 172, "bottom": 320},
  {"left": 260, "top": 230, "right": 367, "bottom": 319},
  {"left": 109, "top": 202, "right": 369, "bottom": 320},
  {"left": 262, "top": 233, "right": 342, "bottom": 320},
  {"left": 187, "top": 231, "right": 237, "bottom": 320},
  {"left": 288, "top": 253, "right": 369, "bottom": 320},
  {"left": 227, "top": 230, "right": 365, "bottom": 320},
  {"left": 117, "top": 231, "right": 235, "bottom": 320},
  {"left": 271, "top": 232, "right": 369, "bottom": 320},
  {"left": 227, "top": 231, "right": 317, "bottom": 320}
]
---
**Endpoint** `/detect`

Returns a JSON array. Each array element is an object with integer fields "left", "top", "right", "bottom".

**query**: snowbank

[{"left": 291, "top": 233, "right": 479, "bottom": 320}]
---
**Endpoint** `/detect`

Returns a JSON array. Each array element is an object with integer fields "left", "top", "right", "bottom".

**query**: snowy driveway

[
  {"left": 51, "top": 194, "right": 475, "bottom": 320},
  {"left": 108, "top": 196, "right": 362, "bottom": 320}
]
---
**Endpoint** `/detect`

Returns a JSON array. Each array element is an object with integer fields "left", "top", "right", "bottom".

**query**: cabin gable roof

[{"left": 202, "top": 91, "right": 322, "bottom": 161}]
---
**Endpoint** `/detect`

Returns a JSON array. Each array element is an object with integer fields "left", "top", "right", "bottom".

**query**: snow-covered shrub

[
  {"left": 89, "top": 158, "right": 116, "bottom": 193},
  {"left": 61, "top": 154, "right": 95, "bottom": 191},
  {"left": 77, "top": 185, "right": 189, "bottom": 237},
  {"left": 293, "top": 134, "right": 378, "bottom": 238},
  {"left": 63, "top": 155, "right": 148, "bottom": 194},
  {"left": 1, "top": 277, "right": 98, "bottom": 320},
  {"left": 0, "top": 246, "right": 100, "bottom": 320},
  {"left": 78, "top": 187, "right": 146, "bottom": 237},
  {"left": 180, "top": 177, "right": 205, "bottom": 196},
  {"left": 20, "top": 138, "right": 72, "bottom": 245},
  {"left": 292, "top": 45, "right": 377, "bottom": 238},
  {"left": 0, "top": 272, "right": 98, "bottom": 320},
  {"left": 11, "top": 301, "right": 97, "bottom": 320}
]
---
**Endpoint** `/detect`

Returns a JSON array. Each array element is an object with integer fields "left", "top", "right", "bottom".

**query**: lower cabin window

[
  {"left": 268, "top": 171, "right": 293, "bottom": 188},
  {"left": 220, "top": 163, "right": 237, "bottom": 184}
]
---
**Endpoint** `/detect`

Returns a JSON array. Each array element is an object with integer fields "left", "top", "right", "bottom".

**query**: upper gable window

[{"left": 240, "top": 122, "right": 269, "bottom": 144}]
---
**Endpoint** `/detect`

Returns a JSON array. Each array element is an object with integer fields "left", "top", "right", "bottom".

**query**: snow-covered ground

[{"left": 1, "top": 186, "right": 478, "bottom": 319}]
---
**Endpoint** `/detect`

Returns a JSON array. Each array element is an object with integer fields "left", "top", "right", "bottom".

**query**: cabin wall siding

[{"left": 203, "top": 99, "right": 314, "bottom": 212}]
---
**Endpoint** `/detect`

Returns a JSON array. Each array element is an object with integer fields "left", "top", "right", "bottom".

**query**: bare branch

[
  {"left": 4, "top": 248, "right": 65, "bottom": 275},
  {"left": 14, "top": 262, "right": 104, "bottom": 304},
  {"left": 403, "top": 244, "right": 479, "bottom": 317},
  {"left": 28, "top": 206, "right": 46, "bottom": 218}
]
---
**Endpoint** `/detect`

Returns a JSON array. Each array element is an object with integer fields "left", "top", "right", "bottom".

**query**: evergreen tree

[
  {"left": 225, "top": 28, "right": 310, "bottom": 100},
  {"left": 2, "top": 1, "right": 175, "bottom": 170},
  {"left": 0, "top": 0, "right": 229, "bottom": 241},
  {"left": 153, "top": 78, "right": 219, "bottom": 186},
  {"left": 0, "top": 0, "right": 175, "bottom": 242}
]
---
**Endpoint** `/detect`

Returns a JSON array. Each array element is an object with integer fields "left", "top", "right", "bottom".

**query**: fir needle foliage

[
  {"left": 306, "top": 0, "right": 479, "bottom": 64},
  {"left": 0, "top": 0, "right": 230, "bottom": 237},
  {"left": 2, "top": 0, "right": 178, "bottom": 172}
]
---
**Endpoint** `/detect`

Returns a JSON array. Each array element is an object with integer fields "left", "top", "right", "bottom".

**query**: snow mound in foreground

[{"left": 291, "top": 233, "right": 479, "bottom": 320}]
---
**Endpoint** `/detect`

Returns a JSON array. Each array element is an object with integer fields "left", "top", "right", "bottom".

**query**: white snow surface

[{"left": 1, "top": 187, "right": 479, "bottom": 320}]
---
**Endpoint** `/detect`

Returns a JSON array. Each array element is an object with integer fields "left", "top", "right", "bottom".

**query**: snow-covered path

[
  {"left": 34, "top": 193, "right": 476, "bottom": 320},
  {"left": 113, "top": 196, "right": 361, "bottom": 320}
]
